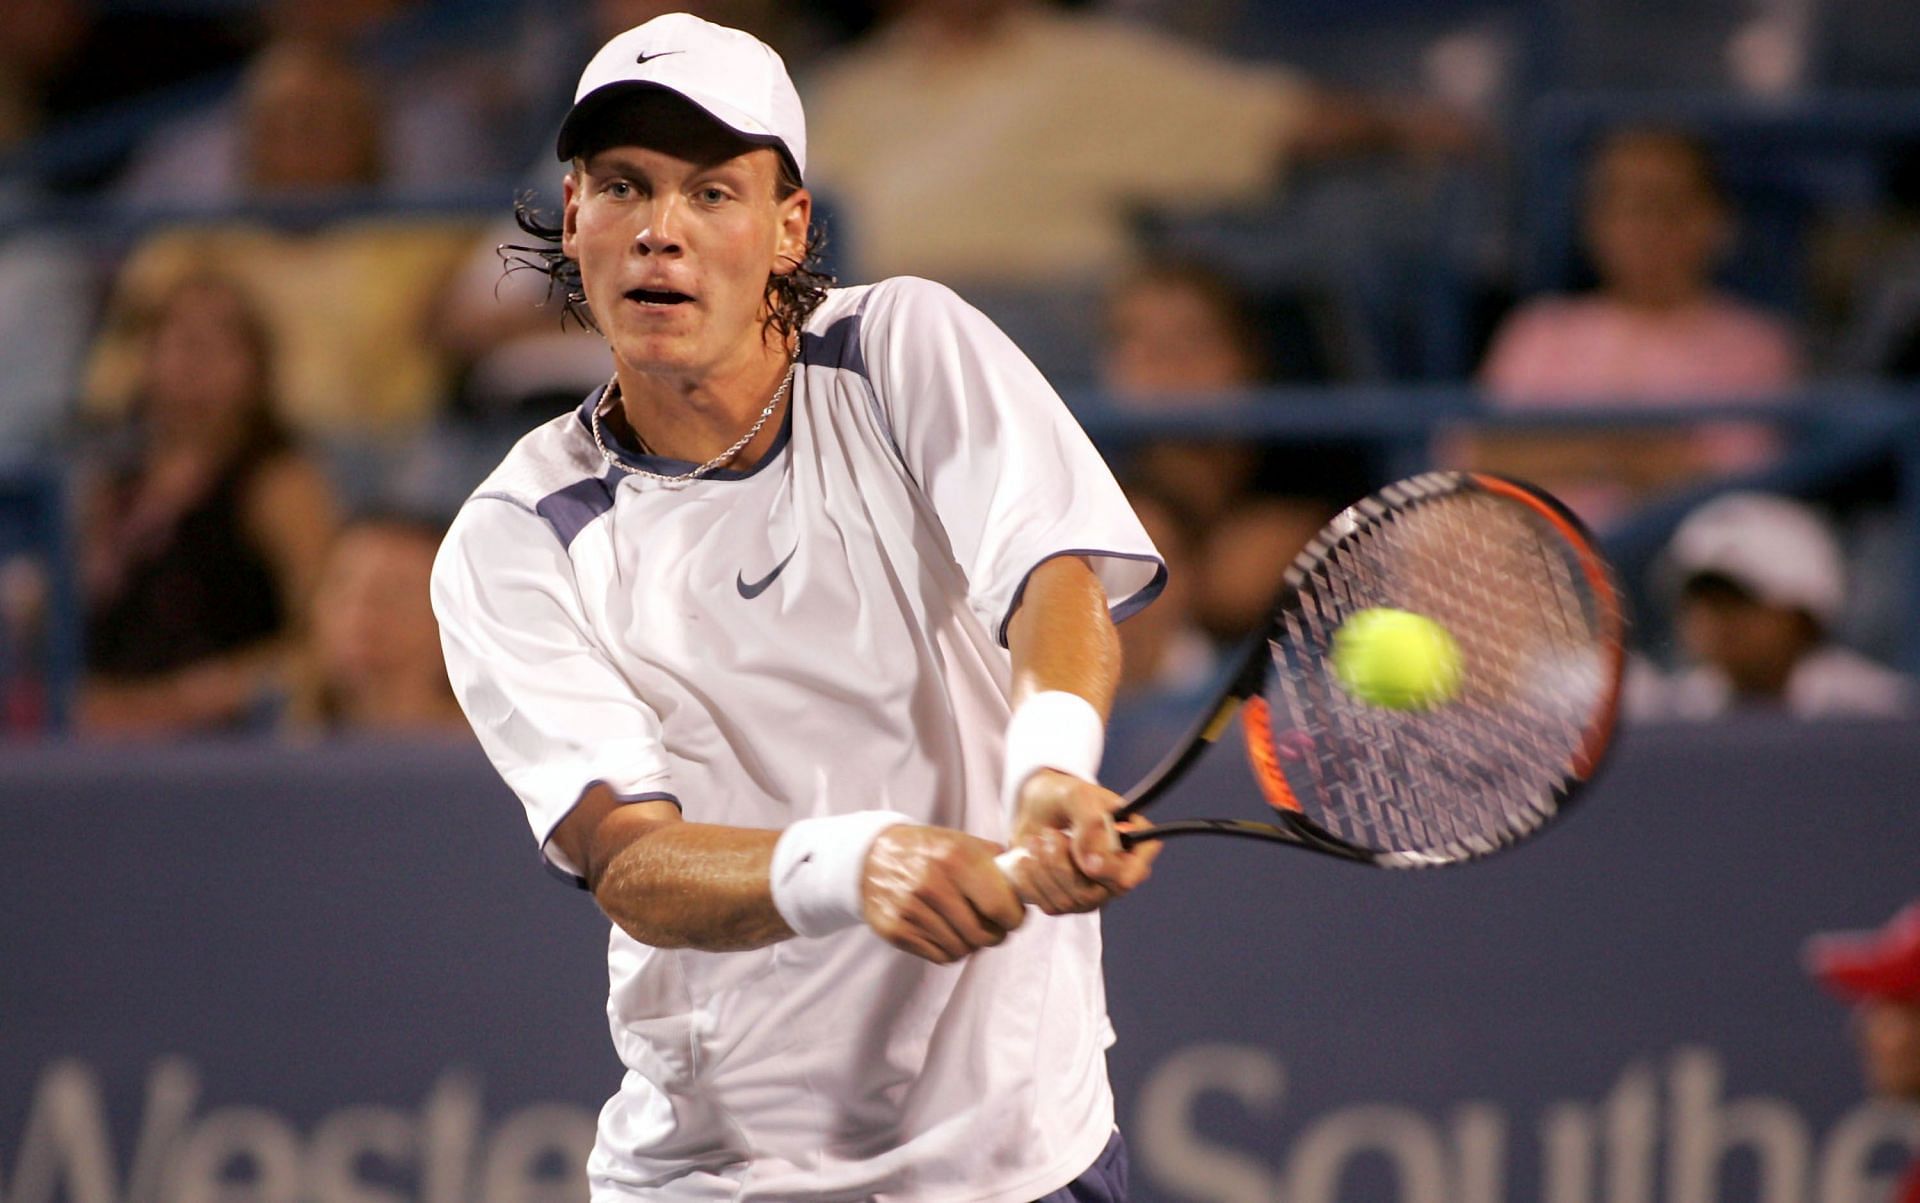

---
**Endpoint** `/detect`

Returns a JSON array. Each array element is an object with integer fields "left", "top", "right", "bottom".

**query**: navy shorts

[{"left": 1034, "top": 1129, "right": 1129, "bottom": 1203}]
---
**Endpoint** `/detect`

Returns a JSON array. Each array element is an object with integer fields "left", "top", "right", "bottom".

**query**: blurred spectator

[
  {"left": 0, "top": 0, "right": 252, "bottom": 183},
  {"left": 1105, "top": 258, "right": 1272, "bottom": 395},
  {"left": 1100, "top": 260, "right": 1354, "bottom": 643},
  {"left": 1625, "top": 492, "right": 1909, "bottom": 721},
  {"left": 1116, "top": 485, "right": 1216, "bottom": 698},
  {"left": 84, "top": 44, "right": 477, "bottom": 442},
  {"left": 802, "top": 0, "right": 1475, "bottom": 288},
  {"left": 240, "top": 41, "right": 386, "bottom": 198},
  {"left": 282, "top": 513, "right": 465, "bottom": 738},
  {"left": 1104, "top": 262, "right": 1271, "bottom": 523},
  {"left": 1194, "top": 496, "right": 1330, "bottom": 644},
  {"left": 88, "top": 35, "right": 478, "bottom": 438},
  {"left": 1485, "top": 127, "right": 1800, "bottom": 398},
  {"left": 78, "top": 274, "right": 338, "bottom": 737},
  {"left": 86, "top": 213, "right": 477, "bottom": 439},
  {"left": 117, "top": 1, "right": 509, "bottom": 207},
  {"left": 1803, "top": 902, "right": 1920, "bottom": 1203},
  {"left": 1465, "top": 126, "right": 1801, "bottom": 527},
  {"left": 119, "top": 38, "right": 385, "bottom": 207}
]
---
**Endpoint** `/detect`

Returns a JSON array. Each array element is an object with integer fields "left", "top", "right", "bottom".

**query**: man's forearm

[
  {"left": 588, "top": 812, "right": 1021, "bottom": 964},
  {"left": 589, "top": 814, "right": 794, "bottom": 951},
  {"left": 998, "top": 554, "right": 1157, "bottom": 911}
]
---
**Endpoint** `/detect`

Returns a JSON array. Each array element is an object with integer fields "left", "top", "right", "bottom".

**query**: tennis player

[{"left": 431, "top": 14, "right": 1164, "bottom": 1201}]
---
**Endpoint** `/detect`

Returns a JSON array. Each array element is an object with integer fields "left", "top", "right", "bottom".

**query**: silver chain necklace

[{"left": 591, "top": 359, "right": 796, "bottom": 484}]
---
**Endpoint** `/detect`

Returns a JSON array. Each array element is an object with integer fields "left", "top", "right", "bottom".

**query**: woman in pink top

[{"left": 1467, "top": 127, "right": 1801, "bottom": 525}]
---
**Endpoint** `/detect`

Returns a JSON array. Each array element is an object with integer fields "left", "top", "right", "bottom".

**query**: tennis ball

[{"left": 1330, "top": 608, "right": 1463, "bottom": 710}]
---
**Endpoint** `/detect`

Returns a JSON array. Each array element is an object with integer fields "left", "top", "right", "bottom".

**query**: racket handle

[
  {"left": 995, "top": 830, "right": 1146, "bottom": 885},
  {"left": 995, "top": 830, "right": 1155, "bottom": 908},
  {"left": 994, "top": 846, "right": 1034, "bottom": 909},
  {"left": 994, "top": 832, "right": 1147, "bottom": 873}
]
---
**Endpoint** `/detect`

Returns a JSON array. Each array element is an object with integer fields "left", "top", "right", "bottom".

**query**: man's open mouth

[{"left": 627, "top": 288, "right": 694, "bottom": 305}]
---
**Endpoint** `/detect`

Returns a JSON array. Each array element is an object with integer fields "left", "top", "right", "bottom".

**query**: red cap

[{"left": 1805, "top": 902, "right": 1920, "bottom": 1003}]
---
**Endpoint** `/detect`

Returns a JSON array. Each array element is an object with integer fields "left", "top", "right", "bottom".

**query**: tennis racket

[{"left": 1004, "top": 471, "right": 1626, "bottom": 872}]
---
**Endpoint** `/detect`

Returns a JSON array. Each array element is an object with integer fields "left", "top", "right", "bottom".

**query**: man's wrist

[
  {"left": 769, "top": 810, "right": 914, "bottom": 937},
  {"left": 1001, "top": 690, "right": 1105, "bottom": 811}
]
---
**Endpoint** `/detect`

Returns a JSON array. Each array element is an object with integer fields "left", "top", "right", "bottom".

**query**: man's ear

[
  {"left": 561, "top": 168, "right": 582, "bottom": 260},
  {"left": 772, "top": 188, "right": 812, "bottom": 277}
]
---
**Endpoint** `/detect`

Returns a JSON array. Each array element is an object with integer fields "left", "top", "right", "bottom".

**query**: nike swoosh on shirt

[{"left": 736, "top": 547, "right": 798, "bottom": 599}]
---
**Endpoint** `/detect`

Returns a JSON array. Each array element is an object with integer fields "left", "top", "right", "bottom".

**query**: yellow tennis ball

[{"left": 1330, "top": 608, "right": 1464, "bottom": 710}]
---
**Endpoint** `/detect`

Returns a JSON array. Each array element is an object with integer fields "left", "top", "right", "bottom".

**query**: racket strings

[
  {"left": 1386, "top": 498, "right": 1596, "bottom": 846},
  {"left": 1286, "top": 560, "right": 1423, "bottom": 850},
  {"left": 1264, "top": 489, "right": 1610, "bottom": 859},
  {"left": 1421, "top": 504, "right": 1595, "bottom": 812},
  {"left": 1396, "top": 514, "right": 1590, "bottom": 844}
]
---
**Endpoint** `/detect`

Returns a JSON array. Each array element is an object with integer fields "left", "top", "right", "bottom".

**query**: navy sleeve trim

[{"left": 996, "top": 549, "right": 1169, "bottom": 649}]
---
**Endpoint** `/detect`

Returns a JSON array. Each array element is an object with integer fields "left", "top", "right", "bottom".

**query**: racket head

[{"left": 1215, "top": 471, "right": 1625, "bottom": 867}]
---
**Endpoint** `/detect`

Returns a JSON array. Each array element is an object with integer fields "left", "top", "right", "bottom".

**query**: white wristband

[
  {"left": 1000, "top": 690, "right": 1106, "bottom": 811},
  {"left": 769, "top": 810, "right": 914, "bottom": 938}
]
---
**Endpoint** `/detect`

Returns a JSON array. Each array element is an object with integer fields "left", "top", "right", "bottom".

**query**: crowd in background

[{"left": 4, "top": 0, "right": 1920, "bottom": 740}]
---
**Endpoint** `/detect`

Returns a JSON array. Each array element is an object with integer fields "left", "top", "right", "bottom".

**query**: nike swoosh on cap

[{"left": 736, "top": 546, "right": 797, "bottom": 599}]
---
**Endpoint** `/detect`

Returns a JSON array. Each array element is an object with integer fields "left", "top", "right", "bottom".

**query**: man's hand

[
  {"left": 1007, "top": 769, "right": 1158, "bottom": 915},
  {"left": 861, "top": 826, "right": 1027, "bottom": 964}
]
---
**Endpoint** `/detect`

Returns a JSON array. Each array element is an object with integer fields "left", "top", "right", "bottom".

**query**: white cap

[
  {"left": 556, "top": 13, "right": 806, "bottom": 181},
  {"left": 1664, "top": 491, "right": 1845, "bottom": 626}
]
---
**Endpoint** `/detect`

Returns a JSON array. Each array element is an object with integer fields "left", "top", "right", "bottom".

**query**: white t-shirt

[{"left": 432, "top": 278, "right": 1164, "bottom": 1202}]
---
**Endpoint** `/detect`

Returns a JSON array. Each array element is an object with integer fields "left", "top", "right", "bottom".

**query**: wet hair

[{"left": 500, "top": 141, "right": 833, "bottom": 344}]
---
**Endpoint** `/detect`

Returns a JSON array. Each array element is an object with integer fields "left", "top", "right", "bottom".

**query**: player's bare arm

[
  {"left": 1004, "top": 555, "right": 1159, "bottom": 914},
  {"left": 555, "top": 783, "right": 1025, "bottom": 963},
  {"left": 556, "top": 787, "right": 790, "bottom": 951}
]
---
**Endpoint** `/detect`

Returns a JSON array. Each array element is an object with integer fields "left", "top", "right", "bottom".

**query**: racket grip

[
  {"left": 993, "top": 846, "right": 1034, "bottom": 909},
  {"left": 996, "top": 831, "right": 1143, "bottom": 885}
]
